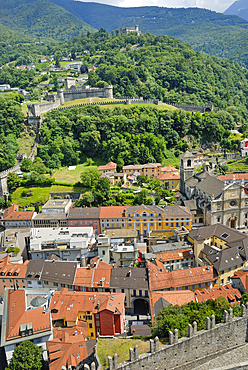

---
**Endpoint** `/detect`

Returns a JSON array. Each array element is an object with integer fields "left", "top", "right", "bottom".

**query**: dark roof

[
  {"left": 41, "top": 260, "right": 77, "bottom": 284},
  {"left": 182, "top": 200, "right": 197, "bottom": 211},
  {"left": 188, "top": 224, "right": 248, "bottom": 244},
  {"left": 25, "top": 259, "right": 45, "bottom": 280},
  {"left": 202, "top": 244, "right": 246, "bottom": 272},
  {"left": 196, "top": 176, "right": 224, "bottom": 198},
  {"left": 110, "top": 268, "right": 148, "bottom": 289},
  {"left": 163, "top": 205, "right": 192, "bottom": 218},
  {"left": 30, "top": 296, "right": 47, "bottom": 307},
  {"left": 68, "top": 207, "right": 100, "bottom": 219},
  {"left": 180, "top": 151, "right": 195, "bottom": 159},
  {"left": 46, "top": 253, "right": 62, "bottom": 261}
]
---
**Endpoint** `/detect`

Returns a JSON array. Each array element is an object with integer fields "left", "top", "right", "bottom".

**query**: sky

[{"left": 77, "top": 0, "right": 235, "bottom": 13}]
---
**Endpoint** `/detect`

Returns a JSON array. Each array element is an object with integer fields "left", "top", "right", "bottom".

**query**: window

[
  {"left": 68, "top": 285, "right": 72, "bottom": 289},
  {"left": 37, "top": 281, "right": 42, "bottom": 286},
  {"left": 221, "top": 233, "right": 229, "bottom": 239},
  {"left": 96, "top": 321, "right": 100, "bottom": 327},
  {"left": 91, "top": 333, "right": 94, "bottom": 337},
  {"left": 89, "top": 323, "right": 92, "bottom": 328},
  {"left": 136, "top": 223, "right": 140, "bottom": 226},
  {"left": 170, "top": 223, "right": 174, "bottom": 227},
  {"left": 54, "top": 282, "right": 58, "bottom": 287},
  {"left": 186, "top": 222, "right": 189, "bottom": 226},
  {"left": 96, "top": 314, "right": 99, "bottom": 319},
  {"left": 228, "top": 268, "right": 231, "bottom": 272},
  {"left": 191, "top": 284, "right": 196, "bottom": 289},
  {"left": 145, "top": 291, "right": 148, "bottom": 297},
  {"left": 9, "top": 279, "right": 12, "bottom": 283},
  {"left": 61, "top": 284, "right": 65, "bottom": 288},
  {"left": 204, "top": 282, "right": 209, "bottom": 287},
  {"left": 128, "top": 223, "right": 132, "bottom": 227},
  {"left": 133, "top": 290, "right": 136, "bottom": 296},
  {"left": 44, "top": 281, "right": 48, "bottom": 285},
  {"left": 151, "top": 223, "right": 154, "bottom": 226},
  {"left": 176, "top": 222, "right": 179, "bottom": 227},
  {"left": 221, "top": 279, "right": 224, "bottom": 284},
  {"left": 184, "top": 286, "right": 189, "bottom": 290},
  {"left": 139, "top": 290, "right": 142, "bottom": 296},
  {"left": 2, "top": 279, "right": 5, "bottom": 283},
  {"left": 165, "top": 223, "right": 169, "bottom": 226},
  {"left": 143, "top": 223, "right": 147, "bottom": 226},
  {"left": 121, "top": 289, "right": 124, "bottom": 293},
  {"left": 198, "top": 283, "right": 203, "bottom": 288}
]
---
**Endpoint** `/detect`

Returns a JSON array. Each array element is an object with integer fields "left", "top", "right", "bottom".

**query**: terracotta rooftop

[
  {"left": 97, "top": 161, "right": 117, "bottom": 171},
  {"left": 74, "top": 258, "right": 111, "bottom": 288},
  {"left": 231, "top": 270, "right": 248, "bottom": 292},
  {"left": 148, "top": 259, "right": 216, "bottom": 291},
  {"left": 4, "top": 204, "right": 34, "bottom": 221},
  {"left": 219, "top": 173, "right": 248, "bottom": 181},
  {"left": 47, "top": 325, "right": 88, "bottom": 370},
  {"left": 50, "top": 289, "right": 125, "bottom": 323},
  {"left": 157, "top": 173, "right": 180, "bottom": 181},
  {"left": 194, "top": 284, "right": 242, "bottom": 305},
  {"left": 99, "top": 206, "right": 126, "bottom": 219},
  {"left": 2, "top": 288, "right": 51, "bottom": 345},
  {"left": 156, "top": 248, "right": 194, "bottom": 263},
  {"left": 150, "top": 290, "right": 195, "bottom": 319},
  {"left": 0, "top": 256, "right": 28, "bottom": 280},
  {"left": 160, "top": 166, "right": 178, "bottom": 173}
]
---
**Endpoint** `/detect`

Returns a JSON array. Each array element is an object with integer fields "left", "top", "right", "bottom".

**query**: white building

[
  {"left": 240, "top": 138, "right": 248, "bottom": 157},
  {"left": 41, "top": 199, "right": 72, "bottom": 214},
  {"left": 110, "top": 244, "right": 138, "bottom": 267},
  {"left": 1, "top": 288, "right": 54, "bottom": 364},
  {"left": 29, "top": 227, "right": 95, "bottom": 262}
]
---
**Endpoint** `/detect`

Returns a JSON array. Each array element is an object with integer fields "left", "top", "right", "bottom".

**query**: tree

[
  {"left": 20, "top": 158, "right": 33, "bottom": 173},
  {"left": 6, "top": 340, "right": 43, "bottom": 370},
  {"left": 80, "top": 168, "right": 100, "bottom": 188},
  {"left": 32, "top": 157, "right": 47, "bottom": 174},
  {"left": 7, "top": 173, "right": 21, "bottom": 193}
]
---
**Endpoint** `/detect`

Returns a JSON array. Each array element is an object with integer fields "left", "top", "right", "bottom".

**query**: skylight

[{"left": 221, "top": 233, "right": 229, "bottom": 239}]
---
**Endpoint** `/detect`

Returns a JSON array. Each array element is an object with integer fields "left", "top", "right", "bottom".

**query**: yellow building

[
  {"left": 78, "top": 310, "right": 96, "bottom": 338},
  {"left": 124, "top": 204, "right": 192, "bottom": 238},
  {"left": 122, "top": 163, "right": 161, "bottom": 178},
  {"left": 157, "top": 173, "right": 180, "bottom": 191},
  {"left": 188, "top": 224, "right": 247, "bottom": 286}
]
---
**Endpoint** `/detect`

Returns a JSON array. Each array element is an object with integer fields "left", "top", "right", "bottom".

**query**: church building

[{"left": 180, "top": 152, "right": 248, "bottom": 229}]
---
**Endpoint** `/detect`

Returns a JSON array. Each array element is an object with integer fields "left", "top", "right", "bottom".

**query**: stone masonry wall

[{"left": 106, "top": 307, "right": 248, "bottom": 370}]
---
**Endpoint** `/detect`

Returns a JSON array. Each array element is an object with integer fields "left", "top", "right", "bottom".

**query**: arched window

[{"left": 187, "top": 159, "right": 191, "bottom": 167}]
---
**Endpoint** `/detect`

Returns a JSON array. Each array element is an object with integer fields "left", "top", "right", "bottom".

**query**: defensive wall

[
  {"left": 166, "top": 102, "right": 214, "bottom": 113},
  {"left": 102, "top": 306, "right": 248, "bottom": 370}
]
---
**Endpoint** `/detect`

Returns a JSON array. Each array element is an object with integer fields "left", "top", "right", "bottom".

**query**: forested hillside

[
  {"left": 0, "top": 94, "right": 24, "bottom": 171},
  {"left": 49, "top": 0, "right": 248, "bottom": 66},
  {"left": 59, "top": 31, "right": 248, "bottom": 117},
  {"left": 38, "top": 104, "right": 241, "bottom": 169},
  {"left": 0, "top": 0, "right": 96, "bottom": 42},
  {"left": 224, "top": 0, "right": 248, "bottom": 22}
]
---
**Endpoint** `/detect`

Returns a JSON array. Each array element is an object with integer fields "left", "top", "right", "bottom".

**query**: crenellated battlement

[{"left": 103, "top": 305, "right": 248, "bottom": 370}]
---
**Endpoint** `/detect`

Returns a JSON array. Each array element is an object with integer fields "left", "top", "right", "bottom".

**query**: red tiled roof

[
  {"left": 0, "top": 256, "right": 28, "bottom": 279},
  {"left": 97, "top": 162, "right": 117, "bottom": 171},
  {"left": 219, "top": 173, "right": 248, "bottom": 181},
  {"left": 5, "top": 289, "right": 51, "bottom": 342},
  {"left": 74, "top": 258, "right": 111, "bottom": 288},
  {"left": 99, "top": 206, "right": 126, "bottom": 219},
  {"left": 160, "top": 166, "right": 178, "bottom": 173},
  {"left": 50, "top": 289, "right": 125, "bottom": 323},
  {"left": 157, "top": 173, "right": 180, "bottom": 181},
  {"left": 47, "top": 326, "right": 88, "bottom": 370},
  {"left": 231, "top": 270, "right": 248, "bottom": 291},
  {"left": 4, "top": 204, "right": 34, "bottom": 221},
  {"left": 194, "top": 284, "right": 242, "bottom": 305},
  {"left": 148, "top": 259, "right": 216, "bottom": 291},
  {"left": 156, "top": 248, "right": 194, "bottom": 262},
  {"left": 150, "top": 290, "right": 195, "bottom": 319}
]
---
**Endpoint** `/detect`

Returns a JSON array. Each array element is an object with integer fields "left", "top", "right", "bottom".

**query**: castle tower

[
  {"left": 104, "top": 85, "right": 113, "bottom": 99},
  {"left": 180, "top": 151, "right": 195, "bottom": 195},
  {"left": 57, "top": 89, "right": 64, "bottom": 105},
  {"left": 64, "top": 77, "right": 76, "bottom": 90}
]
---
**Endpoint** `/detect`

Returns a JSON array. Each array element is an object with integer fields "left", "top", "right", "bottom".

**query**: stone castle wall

[
  {"left": 166, "top": 102, "right": 213, "bottom": 113},
  {"left": 106, "top": 307, "right": 248, "bottom": 370}
]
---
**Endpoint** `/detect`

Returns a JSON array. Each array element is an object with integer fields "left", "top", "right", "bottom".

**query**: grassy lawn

[
  {"left": 17, "top": 130, "right": 36, "bottom": 155},
  {"left": 97, "top": 338, "right": 150, "bottom": 368},
  {"left": 51, "top": 185, "right": 82, "bottom": 193},
  {"left": 227, "top": 158, "right": 248, "bottom": 173},
  {"left": 52, "top": 159, "right": 105, "bottom": 184},
  {"left": 12, "top": 186, "right": 51, "bottom": 207}
]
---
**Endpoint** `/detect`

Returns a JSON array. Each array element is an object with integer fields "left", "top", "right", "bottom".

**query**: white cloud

[{"left": 77, "top": 0, "right": 235, "bottom": 13}]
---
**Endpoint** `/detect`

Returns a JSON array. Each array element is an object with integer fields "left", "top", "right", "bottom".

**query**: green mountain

[
  {"left": 0, "top": 0, "right": 96, "bottom": 42},
  {"left": 49, "top": 0, "right": 248, "bottom": 66},
  {"left": 224, "top": 0, "right": 248, "bottom": 22}
]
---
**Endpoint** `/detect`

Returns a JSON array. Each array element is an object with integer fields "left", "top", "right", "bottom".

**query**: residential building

[
  {"left": 188, "top": 224, "right": 248, "bottom": 285},
  {"left": 180, "top": 152, "right": 248, "bottom": 228},
  {"left": 41, "top": 199, "right": 72, "bottom": 214},
  {"left": 124, "top": 204, "right": 192, "bottom": 238},
  {"left": 67, "top": 207, "right": 101, "bottom": 234},
  {"left": 0, "top": 256, "right": 28, "bottom": 297},
  {"left": 99, "top": 206, "right": 126, "bottom": 232},
  {"left": 26, "top": 259, "right": 78, "bottom": 291},
  {"left": 1, "top": 288, "right": 54, "bottom": 364},
  {"left": 29, "top": 227, "right": 95, "bottom": 262},
  {"left": 160, "top": 166, "right": 179, "bottom": 175},
  {"left": 110, "top": 243, "right": 138, "bottom": 267},
  {"left": 32, "top": 212, "right": 68, "bottom": 228},
  {"left": 110, "top": 267, "right": 149, "bottom": 315},
  {"left": 194, "top": 284, "right": 241, "bottom": 305},
  {"left": 97, "top": 229, "right": 138, "bottom": 264},
  {"left": 3, "top": 205, "right": 35, "bottom": 228},
  {"left": 0, "top": 84, "right": 11, "bottom": 90},
  {"left": 157, "top": 173, "right": 180, "bottom": 191},
  {"left": 97, "top": 161, "right": 117, "bottom": 174},
  {"left": 50, "top": 289, "right": 125, "bottom": 339},
  {"left": 154, "top": 247, "right": 194, "bottom": 271},
  {"left": 46, "top": 325, "right": 89, "bottom": 370},
  {"left": 121, "top": 25, "right": 141, "bottom": 36},
  {"left": 100, "top": 171, "right": 126, "bottom": 185},
  {"left": 65, "top": 62, "right": 82, "bottom": 72},
  {"left": 240, "top": 138, "right": 248, "bottom": 157},
  {"left": 231, "top": 269, "right": 248, "bottom": 294},
  {"left": 148, "top": 259, "right": 217, "bottom": 292},
  {"left": 150, "top": 290, "right": 195, "bottom": 319},
  {"left": 122, "top": 163, "right": 161, "bottom": 178}
]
